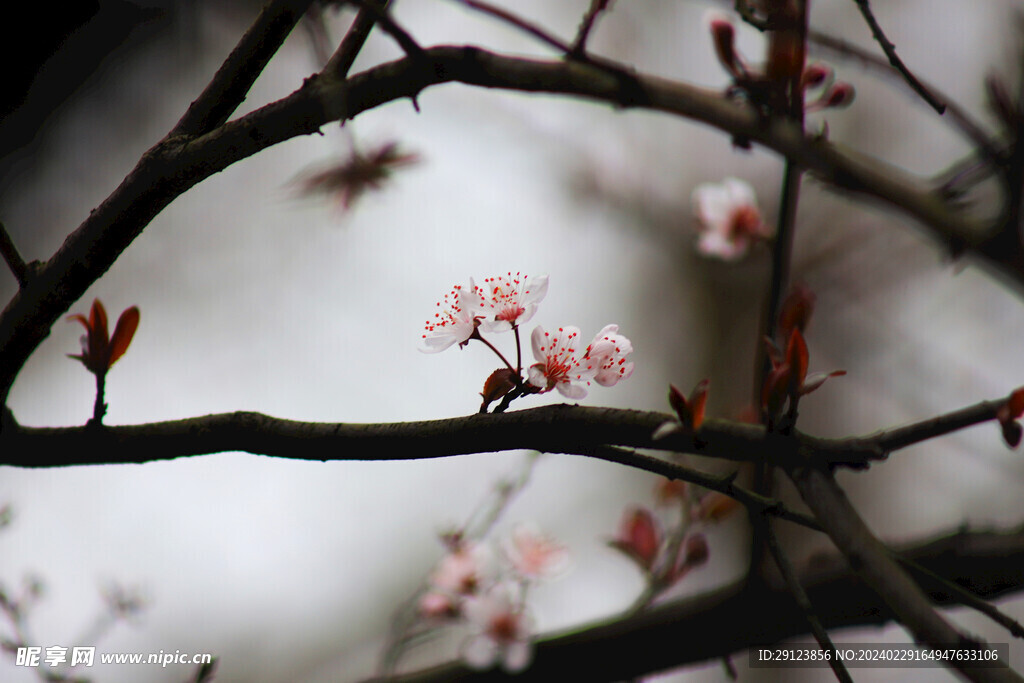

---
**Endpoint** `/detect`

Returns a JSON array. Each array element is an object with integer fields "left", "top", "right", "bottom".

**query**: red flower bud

[
  {"left": 609, "top": 507, "right": 661, "bottom": 571},
  {"left": 801, "top": 63, "right": 833, "bottom": 90}
]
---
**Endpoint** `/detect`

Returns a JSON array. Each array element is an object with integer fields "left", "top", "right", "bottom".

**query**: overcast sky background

[{"left": 1, "top": 1, "right": 1023, "bottom": 681}]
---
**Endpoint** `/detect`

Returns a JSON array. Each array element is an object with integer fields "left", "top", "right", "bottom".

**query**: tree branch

[
  {"left": 4, "top": 386, "right": 1017, "bottom": 469},
  {"left": 787, "top": 464, "right": 1021, "bottom": 682},
  {"left": 323, "top": 0, "right": 391, "bottom": 79},
  {"left": 170, "top": 0, "right": 316, "bottom": 137},
  {"left": 0, "top": 221, "right": 29, "bottom": 288},
  {"left": 359, "top": 524, "right": 1024, "bottom": 682},
  {"left": 0, "top": 405, "right": 866, "bottom": 468},
  {"left": 849, "top": 0, "right": 946, "bottom": 114}
]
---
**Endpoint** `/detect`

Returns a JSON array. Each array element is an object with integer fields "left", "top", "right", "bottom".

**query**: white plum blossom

[
  {"left": 477, "top": 272, "right": 548, "bottom": 333},
  {"left": 461, "top": 583, "right": 533, "bottom": 673},
  {"left": 505, "top": 524, "right": 570, "bottom": 581},
  {"left": 420, "top": 282, "right": 485, "bottom": 353},
  {"left": 691, "top": 177, "right": 772, "bottom": 261},
  {"left": 586, "top": 324, "right": 634, "bottom": 387},
  {"left": 527, "top": 325, "right": 598, "bottom": 399}
]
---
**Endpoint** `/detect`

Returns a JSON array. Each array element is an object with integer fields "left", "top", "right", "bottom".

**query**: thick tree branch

[
  {"left": 0, "top": 406, "right": 871, "bottom": 468},
  {"left": 360, "top": 525, "right": 1024, "bottom": 682},
  {"left": 4, "top": 388, "right": 1017, "bottom": 469},
  {"left": 170, "top": 0, "right": 315, "bottom": 137},
  {"left": 323, "top": 0, "right": 391, "bottom": 78},
  {"left": 0, "top": 46, "right": 993, "bottom": 410}
]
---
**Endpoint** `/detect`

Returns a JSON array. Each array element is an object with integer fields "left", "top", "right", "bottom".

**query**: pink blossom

[
  {"left": 477, "top": 272, "right": 548, "bottom": 333},
  {"left": 692, "top": 178, "right": 772, "bottom": 261},
  {"left": 420, "top": 282, "right": 484, "bottom": 353},
  {"left": 527, "top": 326, "right": 598, "bottom": 399},
  {"left": 418, "top": 590, "right": 460, "bottom": 620},
  {"left": 586, "top": 324, "right": 634, "bottom": 387},
  {"left": 429, "top": 542, "right": 494, "bottom": 596},
  {"left": 505, "top": 524, "right": 570, "bottom": 581},
  {"left": 462, "top": 583, "right": 533, "bottom": 672}
]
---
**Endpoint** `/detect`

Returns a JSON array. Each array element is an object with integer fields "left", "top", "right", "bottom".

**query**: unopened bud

[
  {"left": 822, "top": 82, "right": 855, "bottom": 109},
  {"left": 801, "top": 63, "right": 832, "bottom": 90}
]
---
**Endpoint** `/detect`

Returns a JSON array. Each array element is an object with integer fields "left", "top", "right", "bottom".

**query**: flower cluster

[
  {"left": 417, "top": 525, "right": 569, "bottom": 673},
  {"left": 421, "top": 274, "right": 634, "bottom": 411}
]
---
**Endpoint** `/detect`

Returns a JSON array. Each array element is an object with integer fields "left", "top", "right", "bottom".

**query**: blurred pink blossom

[
  {"left": 462, "top": 583, "right": 533, "bottom": 672},
  {"left": 691, "top": 177, "right": 772, "bottom": 260},
  {"left": 505, "top": 524, "right": 570, "bottom": 580}
]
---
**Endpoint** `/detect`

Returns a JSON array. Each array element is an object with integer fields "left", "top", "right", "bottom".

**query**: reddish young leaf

[
  {"left": 668, "top": 380, "right": 710, "bottom": 432},
  {"left": 609, "top": 507, "right": 661, "bottom": 571},
  {"left": 688, "top": 379, "right": 709, "bottom": 432},
  {"left": 108, "top": 306, "right": 140, "bottom": 368},
  {"left": 480, "top": 368, "right": 516, "bottom": 407},
  {"left": 785, "top": 328, "right": 809, "bottom": 390},
  {"left": 778, "top": 282, "right": 815, "bottom": 341},
  {"left": 89, "top": 299, "right": 109, "bottom": 347}
]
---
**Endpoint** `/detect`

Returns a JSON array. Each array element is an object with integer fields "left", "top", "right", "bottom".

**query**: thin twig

[
  {"left": 895, "top": 554, "right": 1024, "bottom": 639},
  {"left": 571, "top": 0, "right": 613, "bottom": 56},
  {"left": 0, "top": 222, "right": 28, "bottom": 288},
  {"left": 170, "top": 0, "right": 315, "bottom": 137},
  {"left": 765, "top": 521, "right": 853, "bottom": 683},
  {"left": 872, "top": 398, "right": 1002, "bottom": 453},
  {"left": 340, "top": 0, "right": 424, "bottom": 60},
  {"left": 323, "top": 0, "right": 391, "bottom": 78},
  {"left": 455, "top": 0, "right": 572, "bottom": 54},
  {"left": 809, "top": 30, "right": 1001, "bottom": 165},
  {"left": 850, "top": 0, "right": 946, "bottom": 114},
  {"left": 570, "top": 445, "right": 824, "bottom": 532}
]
